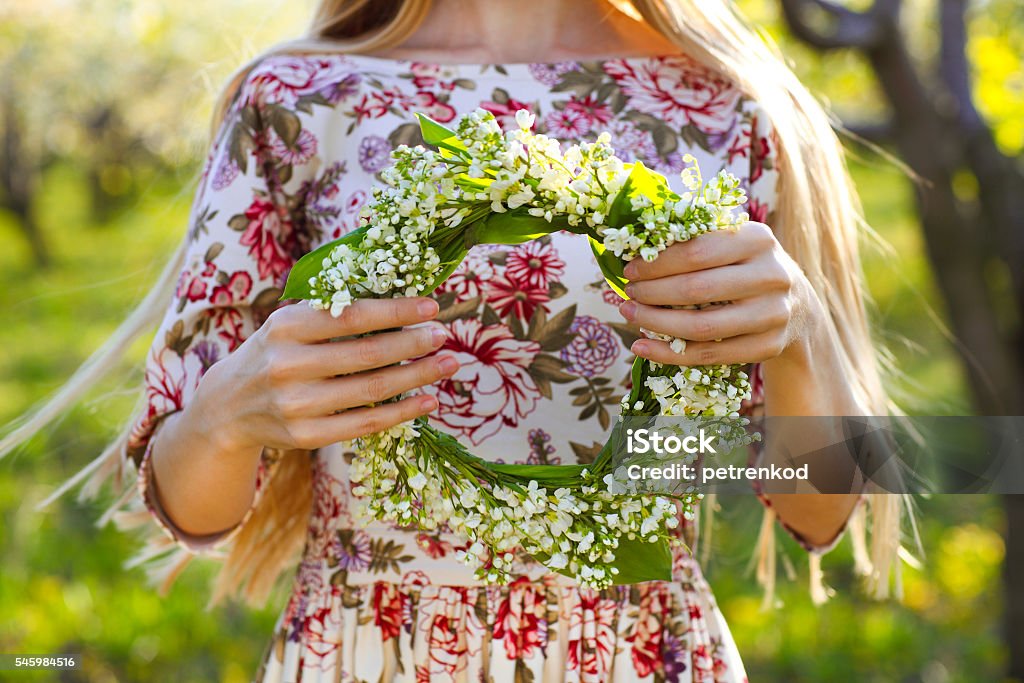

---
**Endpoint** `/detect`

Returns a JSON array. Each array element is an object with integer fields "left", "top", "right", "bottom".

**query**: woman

[{"left": 1, "top": 0, "right": 912, "bottom": 680}]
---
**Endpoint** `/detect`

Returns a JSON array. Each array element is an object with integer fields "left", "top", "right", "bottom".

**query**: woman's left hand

[{"left": 618, "top": 221, "right": 824, "bottom": 366}]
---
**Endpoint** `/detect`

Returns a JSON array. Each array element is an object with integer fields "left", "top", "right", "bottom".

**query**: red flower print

[
  {"left": 713, "top": 656, "right": 729, "bottom": 678},
  {"left": 604, "top": 56, "right": 742, "bottom": 140},
  {"left": 209, "top": 270, "right": 253, "bottom": 306},
  {"left": 239, "top": 197, "right": 294, "bottom": 281},
  {"left": 206, "top": 308, "right": 247, "bottom": 352},
  {"left": 403, "top": 90, "right": 456, "bottom": 123},
  {"left": 244, "top": 55, "right": 361, "bottom": 109},
  {"left": 353, "top": 91, "right": 392, "bottom": 122},
  {"left": 747, "top": 197, "right": 769, "bottom": 224},
  {"left": 354, "top": 86, "right": 457, "bottom": 123},
  {"left": 426, "top": 615, "right": 468, "bottom": 677},
  {"left": 306, "top": 459, "right": 352, "bottom": 561},
  {"left": 600, "top": 281, "right": 626, "bottom": 305},
  {"left": 175, "top": 260, "right": 214, "bottom": 303},
  {"left": 564, "top": 95, "right": 613, "bottom": 128},
  {"left": 750, "top": 130, "right": 772, "bottom": 184},
  {"left": 435, "top": 249, "right": 495, "bottom": 302},
  {"left": 374, "top": 583, "right": 409, "bottom": 642},
  {"left": 494, "top": 578, "right": 548, "bottom": 660},
  {"left": 480, "top": 98, "right": 534, "bottom": 130},
  {"left": 416, "top": 533, "right": 453, "bottom": 559},
  {"left": 564, "top": 592, "right": 618, "bottom": 679},
  {"left": 410, "top": 62, "right": 458, "bottom": 91},
  {"left": 627, "top": 586, "right": 671, "bottom": 678},
  {"left": 129, "top": 349, "right": 187, "bottom": 450},
  {"left": 428, "top": 318, "right": 542, "bottom": 445},
  {"left": 505, "top": 241, "right": 566, "bottom": 289},
  {"left": 484, "top": 275, "right": 550, "bottom": 321},
  {"left": 692, "top": 643, "right": 713, "bottom": 680},
  {"left": 544, "top": 108, "right": 591, "bottom": 139},
  {"left": 304, "top": 600, "right": 344, "bottom": 665}
]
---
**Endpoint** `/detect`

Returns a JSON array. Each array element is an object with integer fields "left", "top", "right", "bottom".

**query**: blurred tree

[
  {"left": 0, "top": 0, "right": 308, "bottom": 264},
  {"left": 776, "top": 0, "right": 1024, "bottom": 676}
]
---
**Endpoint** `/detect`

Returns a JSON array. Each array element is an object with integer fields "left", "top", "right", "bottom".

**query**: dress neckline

[{"left": 331, "top": 50, "right": 683, "bottom": 79}]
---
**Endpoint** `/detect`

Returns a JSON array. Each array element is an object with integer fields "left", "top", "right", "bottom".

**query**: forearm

[
  {"left": 759, "top": 300, "right": 867, "bottom": 548},
  {"left": 148, "top": 388, "right": 264, "bottom": 539}
]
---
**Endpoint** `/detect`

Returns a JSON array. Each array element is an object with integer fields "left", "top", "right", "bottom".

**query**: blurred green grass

[{"left": 0, "top": 154, "right": 1004, "bottom": 680}]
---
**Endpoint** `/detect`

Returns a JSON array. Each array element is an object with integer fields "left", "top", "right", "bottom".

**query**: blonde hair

[{"left": 1, "top": 0, "right": 914, "bottom": 610}]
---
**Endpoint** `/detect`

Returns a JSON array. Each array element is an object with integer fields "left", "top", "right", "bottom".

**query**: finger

[
  {"left": 293, "top": 323, "right": 449, "bottom": 378},
  {"left": 624, "top": 264, "right": 771, "bottom": 306},
  {"left": 622, "top": 222, "right": 772, "bottom": 281},
  {"left": 630, "top": 330, "right": 786, "bottom": 366},
  {"left": 309, "top": 353, "right": 460, "bottom": 414},
  {"left": 270, "top": 297, "right": 440, "bottom": 343},
  {"left": 292, "top": 394, "right": 440, "bottom": 449},
  {"left": 620, "top": 297, "right": 787, "bottom": 342}
]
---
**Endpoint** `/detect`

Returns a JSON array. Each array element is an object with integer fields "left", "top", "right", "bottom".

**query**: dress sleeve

[
  {"left": 125, "top": 59, "right": 321, "bottom": 555},
  {"left": 739, "top": 98, "right": 866, "bottom": 555}
]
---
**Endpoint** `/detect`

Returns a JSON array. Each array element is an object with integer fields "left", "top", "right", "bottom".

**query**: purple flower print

[
  {"left": 560, "top": 315, "right": 618, "bottom": 377},
  {"left": 528, "top": 61, "right": 580, "bottom": 86},
  {"left": 662, "top": 632, "right": 688, "bottom": 683},
  {"left": 322, "top": 72, "right": 362, "bottom": 105},
  {"left": 358, "top": 135, "right": 392, "bottom": 173},
  {"left": 191, "top": 340, "right": 221, "bottom": 373},
  {"left": 211, "top": 158, "right": 239, "bottom": 191},
  {"left": 271, "top": 128, "right": 318, "bottom": 166},
  {"left": 333, "top": 529, "right": 372, "bottom": 572},
  {"left": 527, "top": 428, "right": 560, "bottom": 465}
]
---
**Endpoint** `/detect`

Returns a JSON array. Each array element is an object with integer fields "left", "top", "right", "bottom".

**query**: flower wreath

[{"left": 282, "top": 109, "right": 756, "bottom": 589}]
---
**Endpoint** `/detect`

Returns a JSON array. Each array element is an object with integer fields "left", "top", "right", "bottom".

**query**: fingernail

[
  {"left": 430, "top": 325, "right": 447, "bottom": 347},
  {"left": 623, "top": 261, "right": 637, "bottom": 279},
  {"left": 419, "top": 395, "right": 438, "bottom": 411},
  {"left": 631, "top": 340, "right": 646, "bottom": 355},
  {"left": 619, "top": 301, "right": 637, "bottom": 321},
  {"left": 418, "top": 299, "right": 439, "bottom": 318},
  {"left": 623, "top": 283, "right": 636, "bottom": 299},
  {"left": 438, "top": 355, "right": 459, "bottom": 375}
]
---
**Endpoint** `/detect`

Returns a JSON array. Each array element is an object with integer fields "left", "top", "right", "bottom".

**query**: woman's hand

[
  {"left": 190, "top": 297, "right": 459, "bottom": 453},
  {"left": 617, "top": 221, "right": 824, "bottom": 367}
]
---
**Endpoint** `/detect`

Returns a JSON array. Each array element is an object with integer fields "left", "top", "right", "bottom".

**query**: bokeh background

[{"left": 1, "top": 0, "right": 1021, "bottom": 681}]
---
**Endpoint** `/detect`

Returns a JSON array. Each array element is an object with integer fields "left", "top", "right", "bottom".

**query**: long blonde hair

[{"left": 1, "top": 0, "right": 914, "bottom": 610}]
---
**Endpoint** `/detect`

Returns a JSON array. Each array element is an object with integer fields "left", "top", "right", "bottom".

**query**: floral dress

[{"left": 125, "top": 51, "right": 838, "bottom": 683}]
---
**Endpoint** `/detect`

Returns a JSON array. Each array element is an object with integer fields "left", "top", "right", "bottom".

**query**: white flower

[{"left": 515, "top": 109, "right": 535, "bottom": 130}]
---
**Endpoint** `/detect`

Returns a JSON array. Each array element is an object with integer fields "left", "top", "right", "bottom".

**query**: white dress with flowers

[{"left": 126, "top": 51, "right": 836, "bottom": 683}]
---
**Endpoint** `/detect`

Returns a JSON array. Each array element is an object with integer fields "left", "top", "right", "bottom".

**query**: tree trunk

[
  {"left": 0, "top": 85, "right": 48, "bottom": 267},
  {"left": 778, "top": 0, "right": 1024, "bottom": 675}
]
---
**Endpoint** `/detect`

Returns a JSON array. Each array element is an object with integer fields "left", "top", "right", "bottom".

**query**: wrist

[
  {"left": 186, "top": 362, "right": 262, "bottom": 457},
  {"left": 771, "top": 283, "right": 828, "bottom": 372}
]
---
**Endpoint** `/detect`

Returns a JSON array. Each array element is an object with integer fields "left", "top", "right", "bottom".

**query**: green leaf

[
  {"left": 422, "top": 254, "right": 469, "bottom": 297},
  {"left": 606, "top": 173, "right": 635, "bottom": 227},
  {"left": 589, "top": 238, "right": 628, "bottom": 299},
  {"left": 416, "top": 113, "right": 469, "bottom": 158},
  {"left": 280, "top": 226, "right": 370, "bottom": 300},
  {"left": 486, "top": 462, "right": 589, "bottom": 480},
  {"left": 470, "top": 209, "right": 557, "bottom": 246},
  {"left": 609, "top": 536, "right": 673, "bottom": 584},
  {"left": 269, "top": 105, "right": 302, "bottom": 147},
  {"left": 626, "top": 159, "right": 669, "bottom": 202}
]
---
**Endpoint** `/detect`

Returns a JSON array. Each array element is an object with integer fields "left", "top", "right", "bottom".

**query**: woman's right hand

[{"left": 188, "top": 296, "right": 457, "bottom": 453}]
